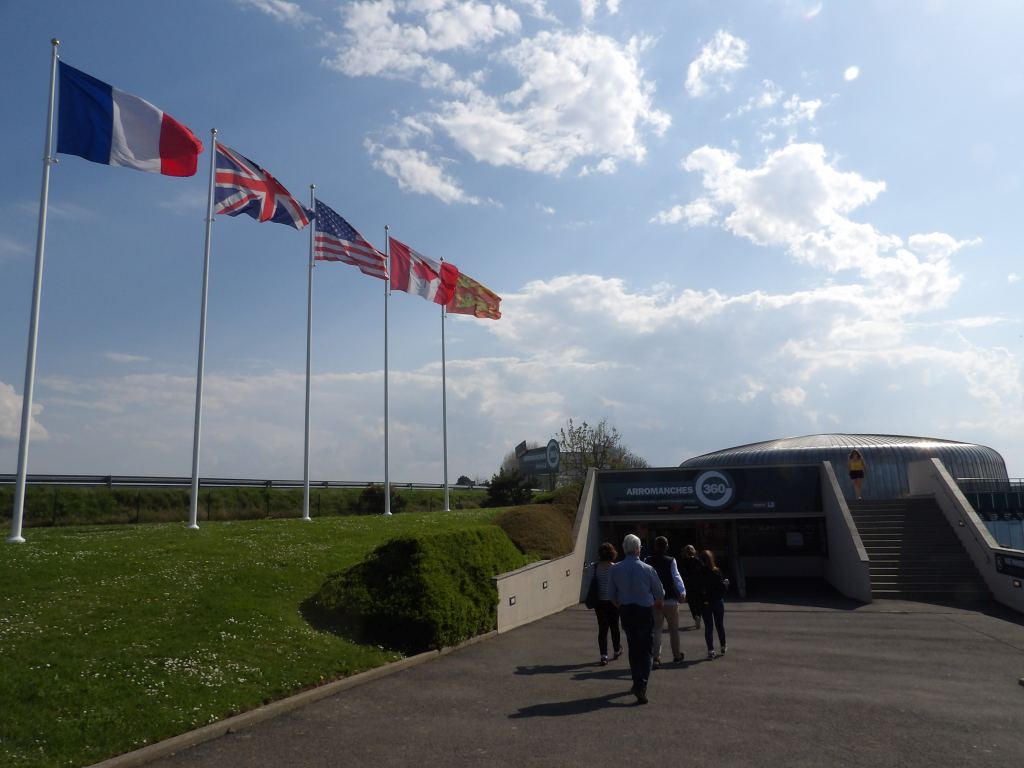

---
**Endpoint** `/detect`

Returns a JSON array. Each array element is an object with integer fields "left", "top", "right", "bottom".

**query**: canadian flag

[{"left": 388, "top": 237, "right": 459, "bottom": 305}]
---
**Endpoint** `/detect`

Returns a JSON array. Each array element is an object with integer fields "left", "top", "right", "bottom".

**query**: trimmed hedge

[
  {"left": 493, "top": 505, "right": 574, "bottom": 559},
  {"left": 494, "top": 483, "right": 581, "bottom": 559},
  {"left": 308, "top": 527, "right": 528, "bottom": 654}
]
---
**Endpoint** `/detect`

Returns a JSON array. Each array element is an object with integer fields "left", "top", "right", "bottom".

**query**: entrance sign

[
  {"left": 545, "top": 439, "right": 560, "bottom": 471},
  {"left": 598, "top": 465, "right": 822, "bottom": 516}
]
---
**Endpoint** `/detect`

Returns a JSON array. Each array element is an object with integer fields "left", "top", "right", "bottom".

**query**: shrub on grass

[
  {"left": 493, "top": 505, "right": 574, "bottom": 560},
  {"left": 308, "top": 527, "right": 528, "bottom": 654},
  {"left": 482, "top": 468, "right": 532, "bottom": 507}
]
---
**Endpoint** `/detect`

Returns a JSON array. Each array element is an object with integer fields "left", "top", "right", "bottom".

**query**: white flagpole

[
  {"left": 441, "top": 301, "right": 450, "bottom": 512},
  {"left": 302, "top": 185, "right": 315, "bottom": 522},
  {"left": 188, "top": 128, "right": 218, "bottom": 530},
  {"left": 9, "top": 38, "right": 60, "bottom": 544},
  {"left": 383, "top": 226, "right": 392, "bottom": 516}
]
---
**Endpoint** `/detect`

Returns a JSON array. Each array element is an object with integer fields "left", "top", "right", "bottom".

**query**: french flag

[{"left": 57, "top": 62, "right": 203, "bottom": 177}]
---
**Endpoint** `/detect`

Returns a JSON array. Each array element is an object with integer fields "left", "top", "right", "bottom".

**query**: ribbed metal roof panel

[{"left": 681, "top": 433, "right": 1006, "bottom": 500}]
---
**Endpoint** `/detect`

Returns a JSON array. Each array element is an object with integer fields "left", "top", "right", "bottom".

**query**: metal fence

[{"left": 0, "top": 474, "right": 482, "bottom": 490}]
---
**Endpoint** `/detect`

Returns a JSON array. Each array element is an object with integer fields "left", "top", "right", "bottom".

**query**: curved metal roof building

[{"left": 681, "top": 433, "right": 1007, "bottom": 500}]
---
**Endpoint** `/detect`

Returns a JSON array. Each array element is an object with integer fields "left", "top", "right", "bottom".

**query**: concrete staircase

[{"left": 848, "top": 497, "right": 991, "bottom": 603}]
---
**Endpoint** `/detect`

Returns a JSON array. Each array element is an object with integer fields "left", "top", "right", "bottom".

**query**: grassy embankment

[
  {"left": 0, "top": 511, "right": 498, "bottom": 768},
  {"left": 0, "top": 485, "right": 486, "bottom": 527}
]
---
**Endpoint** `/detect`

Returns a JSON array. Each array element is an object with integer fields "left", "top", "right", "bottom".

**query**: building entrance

[{"left": 605, "top": 520, "right": 738, "bottom": 588}]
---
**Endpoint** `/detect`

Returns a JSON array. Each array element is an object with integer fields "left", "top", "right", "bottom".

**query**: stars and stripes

[
  {"left": 214, "top": 144, "right": 311, "bottom": 229},
  {"left": 313, "top": 200, "right": 388, "bottom": 280}
]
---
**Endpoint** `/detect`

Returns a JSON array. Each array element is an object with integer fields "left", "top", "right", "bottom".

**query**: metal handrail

[{"left": 0, "top": 474, "right": 484, "bottom": 491}]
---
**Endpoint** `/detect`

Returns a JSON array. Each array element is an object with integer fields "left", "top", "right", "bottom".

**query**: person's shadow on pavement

[{"left": 509, "top": 690, "right": 635, "bottom": 717}]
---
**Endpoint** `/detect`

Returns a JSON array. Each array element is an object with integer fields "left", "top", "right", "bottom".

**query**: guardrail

[
  {"left": 0, "top": 474, "right": 484, "bottom": 491},
  {"left": 955, "top": 477, "right": 1024, "bottom": 493}
]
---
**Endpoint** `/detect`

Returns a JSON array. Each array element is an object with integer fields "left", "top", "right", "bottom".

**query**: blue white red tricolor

[
  {"left": 214, "top": 144, "right": 311, "bottom": 230},
  {"left": 388, "top": 237, "right": 459, "bottom": 305},
  {"left": 313, "top": 200, "right": 388, "bottom": 280},
  {"left": 56, "top": 62, "right": 203, "bottom": 176}
]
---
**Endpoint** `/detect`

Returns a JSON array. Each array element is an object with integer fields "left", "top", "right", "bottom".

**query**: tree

[
  {"left": 482, "top": 468, "right": 532, "bottom": 507},
  {"left": 556, "top": 418, "right": 649, "bottom": 481},
  {"left": 456, "top": 474, "right": 473, "bottom": 487}
]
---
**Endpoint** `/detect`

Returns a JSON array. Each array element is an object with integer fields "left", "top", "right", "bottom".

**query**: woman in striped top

[{"left": 593, "top": 541, "right": 622, "bottom": 665}]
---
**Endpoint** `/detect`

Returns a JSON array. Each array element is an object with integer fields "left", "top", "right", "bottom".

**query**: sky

[{"left": 2, "top": 0, "right": 1024, "bottom": 484}]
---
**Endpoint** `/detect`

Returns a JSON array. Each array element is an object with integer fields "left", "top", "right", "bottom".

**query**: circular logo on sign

[
  {"left": 546, "top": 439, "right": 560, "bottom": 470},
  {"left": 694, "top": 470, "right": 735, "bottom": 509}
]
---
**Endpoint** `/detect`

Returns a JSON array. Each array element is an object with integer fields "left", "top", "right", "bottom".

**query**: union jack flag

[
  {"left": 313, "top": 199, "right": 387, "bottom": 280},
  {"left": 214, "top": 144, "right": 311, "bottom": 230}
]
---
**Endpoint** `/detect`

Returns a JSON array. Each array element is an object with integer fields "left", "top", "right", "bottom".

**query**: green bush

[
  {"left": 308, "top": 527, "right": 528, "bottom": 654},
  {"left": 482, "top": 468, "right": 532, "bottom": 507},
  {"left": 494, "top": 505, "right": 575, "bottom": 560}
]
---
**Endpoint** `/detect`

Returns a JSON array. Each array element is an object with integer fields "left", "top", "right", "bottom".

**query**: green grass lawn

[{"left": 0, "top": 511, "right": 498, "bottom": 768}]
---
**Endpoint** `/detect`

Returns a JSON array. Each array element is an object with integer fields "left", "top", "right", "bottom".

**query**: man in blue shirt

[{"left": 609, "top": 533, "right": 665, "bottom": 704}]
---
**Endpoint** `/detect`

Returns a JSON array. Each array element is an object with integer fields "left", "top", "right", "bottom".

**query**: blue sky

[{"left": 2, "top": 0, "right": 1024, "bottom": 483}]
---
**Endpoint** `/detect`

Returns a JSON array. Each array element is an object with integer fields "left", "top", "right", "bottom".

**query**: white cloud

[
  {"left": 844, "top": 65, "right": 860, "bottom": 81},
  {"left": 512, "top": 1, "right": 554, "bottom": 21},
  {"left": 324, "top": 0, "right": 520, "bottom": 88},
  {"left": 772, "top": 386, "right": 807, "bottom": 406},
  {"left": 365, "top": 141, "right": 482, "bottom": 204},
  {"left": 1008, "top": 273, "right": 1020, "bottom": 284},
  {"left": 772, "top": 94, "right": 823, "bottom": 126},
  {"left": 672, "top": 143, "right": 977, "bottom": 314},
  {"left": 18, "top": 200, "right": 91, "bottom": 220},
  {"left": 235, "top": 0, "right": 313, "bottom": 25},
  {"left": 433, "top": 31, "right": 669, "bottom": 175},
  {"left": 730, "top": 79, "right": 785, "bottom": 117},
  {"left": 804, "top": 3, "right": 823, "bottom": 19},
  {"left": 650, "top": 197, "right": 717, "bottom": 227},
  {"left": 686, "top": 30, "right": 749, "bottom": 98},
  {"left": 104, "top": 352, "right": 151, "bottom": 364},
  {"left": 324, "top": 8, "right": 668, "bottom": 189},
  {"left": 0, "top": 235, "right": 29, "bottom": 260},
  {"left": 0, "top": 380, "right": 47, "bottom": 442},
  {"left": 580, "top": 0, "right": 621, "bottom": 21}
]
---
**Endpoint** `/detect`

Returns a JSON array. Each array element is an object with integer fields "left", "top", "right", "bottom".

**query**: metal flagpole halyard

[
  {"left": 302, "top": 184, "right": 315, "bottom": 522},
  {"left": 187, "top": 128, "right": 218, "bottom": 530},
  {"left": 9, "top": 38, "right": 60, "bottom": 544},
  {"left": 383, "top": 226, "right": 392, "bottom": 516},
  {"left": 441, "top": 295, "right": 450, "bottom": 513}
]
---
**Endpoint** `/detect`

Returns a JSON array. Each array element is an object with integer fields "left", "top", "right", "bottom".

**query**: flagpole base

[
  {"left": 383, "top": 511, "right": 393, "bottom": 516},
  {"left": 186, "top": 523, "right": 200, "bottom": 531},
  {"left": 6, "top": 535, "right": 26, "bottom": 544},
  {"left": 301, "top": 516, "right": 312, "bottom": 522}
]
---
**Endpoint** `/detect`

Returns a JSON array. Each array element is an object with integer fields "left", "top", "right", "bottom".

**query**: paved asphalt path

[{"left": 146, "top": 597, "right": 1024, "bottom": 768}]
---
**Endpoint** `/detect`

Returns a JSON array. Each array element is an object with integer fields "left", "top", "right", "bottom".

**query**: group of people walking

[{"left": 588, "top": 534, "right": 729, "bottom": 705}]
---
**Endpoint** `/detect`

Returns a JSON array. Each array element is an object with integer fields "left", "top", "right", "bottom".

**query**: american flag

[
  {"left": 214, "top": 144, "right": 311, "bottom": 230},
  {"left": 313, "top": 199, "right": 387, "bottom": 280}
]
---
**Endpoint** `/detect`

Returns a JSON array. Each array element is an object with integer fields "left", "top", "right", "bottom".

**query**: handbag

[{"left": 584, "top": 563, "right": 599, "bottom": 608}]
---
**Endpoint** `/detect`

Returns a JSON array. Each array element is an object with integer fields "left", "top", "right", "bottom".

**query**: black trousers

[
  {"left": 618, "top": 603, "right": 655, "bottom": 689},
  {"left": 595, "top": 600, "right": 621, "bottom": 657}
]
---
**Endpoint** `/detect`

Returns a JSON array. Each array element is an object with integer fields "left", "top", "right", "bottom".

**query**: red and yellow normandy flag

[{"left": 446, "top": 272, "right": 501, "bottom": 320}]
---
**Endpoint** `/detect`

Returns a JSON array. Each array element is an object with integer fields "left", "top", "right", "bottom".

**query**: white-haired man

[{"left": 609, "top": 533, "right": 664, "bottom": 704}]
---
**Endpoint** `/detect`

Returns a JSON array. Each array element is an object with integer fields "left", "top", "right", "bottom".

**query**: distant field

[{"left": 0, "top": 511, "right": 498, "bottom": 768}]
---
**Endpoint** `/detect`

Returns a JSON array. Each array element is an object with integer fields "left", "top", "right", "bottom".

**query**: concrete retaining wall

[
  {"left": 822, "top": 461, "right": 872, "bottom": 603},
  {"left": 907, "top": 458, "right": 1024, "bottom": 613},
  {"left": 493, "top": 469, "right": 599, "bottom": 633}
]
